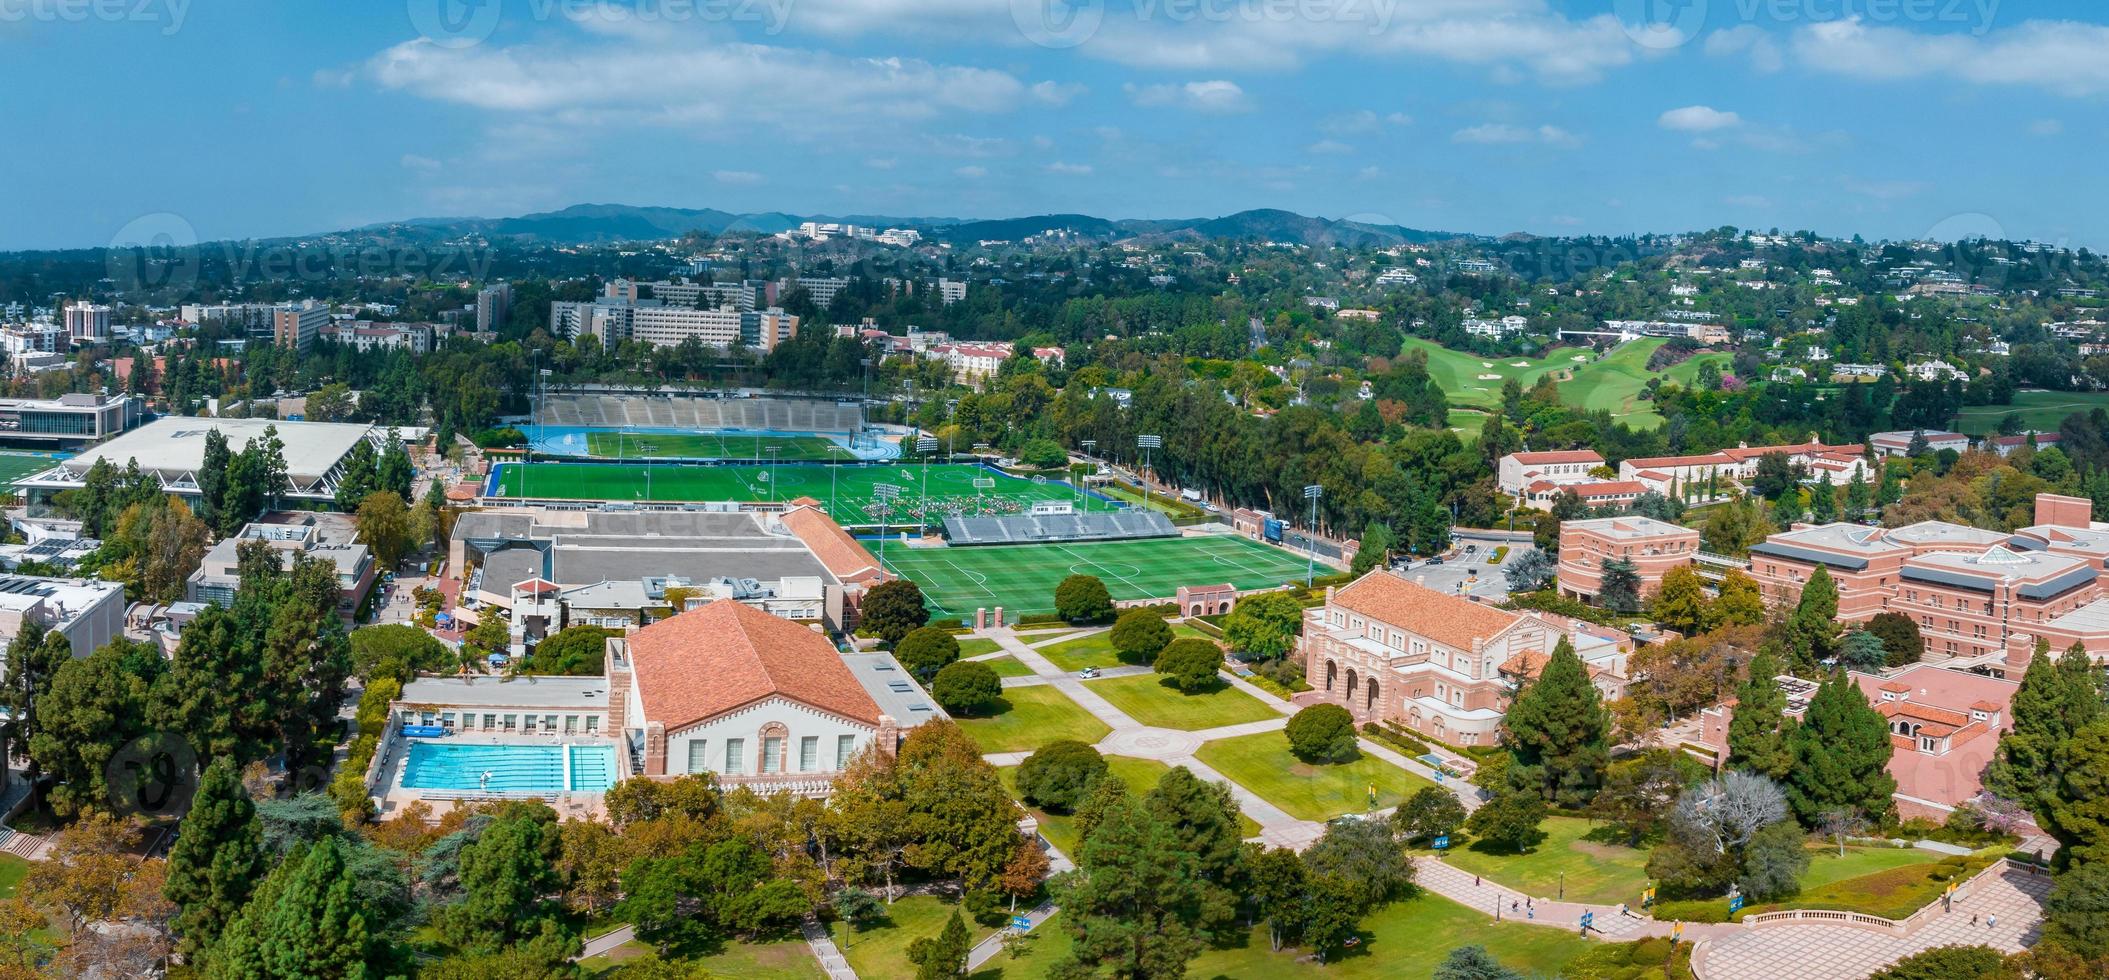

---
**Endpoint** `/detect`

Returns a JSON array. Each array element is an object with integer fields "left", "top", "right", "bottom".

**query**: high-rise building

[
  {"left": 272, "top": 300, "right": 328, "bottom": 352},
  {"left": 63, "top": 302, "right": 112, "bottom": 343},
  {"left": 475, "top": 282, "right": 513, "bottom": 334}
]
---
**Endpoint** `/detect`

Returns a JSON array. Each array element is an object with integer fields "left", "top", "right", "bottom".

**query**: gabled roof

[
  {"left": 1509, "top": 450, "right": 1603, "bottom": 465},
  {"left": 778, "top": 505, "right": 880, "bottom": 582},
  {"left": 1331, "top": 571, "right": 1523, "bottom": 652},
  {"left": 626, "top": 600, "right": 882, "bottom": 731}
]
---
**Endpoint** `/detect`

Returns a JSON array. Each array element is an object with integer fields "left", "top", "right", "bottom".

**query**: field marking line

[
  {"left": 1054, "top": 544, "right": 1151, "bottom": 598},
  {"left": 937, "top": 559, "right": 999, "bottom": 600}
]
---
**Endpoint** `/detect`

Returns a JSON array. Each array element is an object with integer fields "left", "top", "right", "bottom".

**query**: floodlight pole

[
  {"left": 766, "top": 445, "right": 781, "bottom": 503},
  {"left": 1304, "top": 484, "right": 1324, "bottom": 586},
  {"left": 874, "top": 483, "right": 902, "bottom": 579},
  {"left": 1080, "top": 439, "right": 1097, "bottom": 510},
  {"left": 1138, "top": 435, "right": 1162, "bottom": 518}
]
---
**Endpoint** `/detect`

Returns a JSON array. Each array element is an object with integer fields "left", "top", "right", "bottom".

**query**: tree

[
  {"left": 1590, "top": 749, "right": 1702, "bottom": 846},
  {"left": 1284, "top": 704, "right": 1358, "bottom": 763},
  {"left": 1500, "top": 638, "right": 1610, "bottom": 807},
  {"left": 1219, "top": 590, "right": 1304, "bottom": 659},
  {"left": 1649, "top": 565, "right": 1714, "bottom": 636},
  {"left": 1646, "top": 772, "right": 1791, "bottom": 898},
  {"left": 2044, "top": 719, "right": 2109, "bottom": 867},
  {"left": 1109, "top": 609, "right": 1173, "bottom": 664},
  {"left": 1245, "top": 846, "right": 1310, "bottom": 953},
  {"left": 1727, "top": 651, "right": 1795, "bottom": 781},
  {"left": 1988, "top": 642, "right": 2102, "bottom": 847},
  {"left": 354, "top": 490, "right": 416, "bottom": 567},
  {"left": 1782, "top": 566, "right": 1841, "bottom": 673},
  {"left": 894, "top": 627, "right": 962, "bottom": 680},
  {"left": 1054, "top": 574, "right": 1113, "bottom": 623},
  {"left": 1598, "top": 557, "right": 1641, "bottom": 613},
  {"left": 931, "top": 662, "right": 1001, "bottom": 716},
  {"left": 1302, "top": 817, "right": 1414, "bottom": 910},
  {"left": 1014, "top": 740, "right": 1108, "bottom": 812},
  {"left": 0, "top": 623, "right": 73, "bottom": 781},
  {"left": 1351, "top": 523, "right": 1394, "bottom": 577},
  {"left": 1839, "top": 629, "right": 1889, "bottom": 673},
  {"left": 1503, "top": 548, "right": 1555, "bottom": 593},
  {"left": 1464, "top": 789, "right": 1546, "bottom": 852},
  {"left": 1739, "top": 819, "right": 1811, "bottom": 900},
  {"left": 1866, "top": 612, "right": 1924, "bottom": 668},
  {"left": 518, "top": 625, "right": 612, "bottom": 676},
  {"left": 861, "top": 579, "right": 929, "bottom": 647},
  {"left": 1054, "top": 794, "right": 1206, "bottom": 979},
  {"left": 1392, "top": 786, "right": 1467, "bottom": 845},
  {"left": 378, "top": 430, "right": 415, "bottom": 500},
  {"left": 1435, "top": 945, "right": 1525, "bottom": 980},
  {"left": 1017, "top": 438, "right": 1068, "bottom": 470},
  {"left": 197, "top": 427, "right": 231, "bottom": 530},
  {"left": 1141, "top": 767, "right": 1245, "bottom": 937},
  {"left": 165, "top": 758, "right": 265, "bottom": 958},
  {"left": 2043, "top": 860, "right": 2109, "bottom": 960},
  {"left": 908, "top": 909, "right": 971, "bottom": 979},
  {"left": 1868, "top": 945, "right": 2009, "bottom": 980},
  {"left": 334, "top": 436, "right": 378, "bottom": 511},
  {"left": 206, "top": 836, "right": 386, "bottom": 979},
  {"left": 140, "top": 497, "right": 212, "bottom": 603},
  {"left": 1785, "top": 672, "right": 1897, "bottom": 825},
  {"left": 31, "top": 639, "right": 158, "bottom": 817},
  {"left": 1153, "top": 638, "right": 1224, "bottom": 693},
  {"left": 442, "top": 813, "right": 563, "bottom": 953},
  {"left": 1714, "top": 569, "right": 1766, "bottom": 628},
  {"left": 308, "top": 382, "right": 358, "bottom": 425}
]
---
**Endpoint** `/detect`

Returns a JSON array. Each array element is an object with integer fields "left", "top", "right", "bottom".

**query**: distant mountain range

[{"left": 357, "top": 204, "right": 1471, "bottom": 249}]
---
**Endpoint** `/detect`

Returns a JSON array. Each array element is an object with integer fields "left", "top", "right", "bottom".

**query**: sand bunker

[
  {"left": 1480, "top": 361, "right": 1493, "bottom": 368},
  {"left": 1476, "top": 373, "right": 1502, "bottom": 380},
  {"left": 1571, "top": 355, "right": 1588, "bottom": 362},
  {"left": 1510, "top": 361, "right": 1530, "bottom": 367}
]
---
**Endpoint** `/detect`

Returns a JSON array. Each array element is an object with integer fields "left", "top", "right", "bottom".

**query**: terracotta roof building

[{"left": 608, "top": 600, "right": 930, "bottom": 794}]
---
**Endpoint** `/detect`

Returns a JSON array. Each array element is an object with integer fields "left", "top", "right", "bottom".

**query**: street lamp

[
  {"left": 1138, "top": 435, "right": 1162, "bottom": 516},
  {"left": 1303, "top": 484, "right": 1324, "bottom": 586}
]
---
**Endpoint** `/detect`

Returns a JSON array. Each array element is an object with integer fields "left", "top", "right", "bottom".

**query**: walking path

[
  {"left": 1411, "top": 856, "right": 1671, "bottom": 940},
  {"left": 575, "top": 925, "right": 635, "bottom": 962},
  {"left": 802, "top": 915, "right": 859, "bottom": 980}
]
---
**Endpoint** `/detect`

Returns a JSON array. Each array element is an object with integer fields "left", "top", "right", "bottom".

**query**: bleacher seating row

[
  {"left": 943, "top": 510, "right": 1180, "bottom": 545},
  {"left": 538, "top": 395, "right": 862, "bottom": 434}
]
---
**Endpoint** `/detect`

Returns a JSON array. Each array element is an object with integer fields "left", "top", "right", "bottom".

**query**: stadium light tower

[
  {"left": 917, "top": 434, "right": 939, "bottom": 522},
  {"left": 1079, "top": 440, "right": 1097, "bottom": 511},
  {"left": 1138, "top": 435, "right": 1162, "bottom": 517},
  {"left": 765, "top": 445, "right": 781, "bottom": 503},
  {"left": 1303, "top": 484, "right": 1324, "bottom": 586},
  {"left": 873, "top": 483, "right": 903, "bottom": 576}
]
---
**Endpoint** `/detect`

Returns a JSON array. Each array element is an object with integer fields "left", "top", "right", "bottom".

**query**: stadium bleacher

[
  {"left": 537, "top": 395, "right": 863, "bottom": 433},
  {"left": 943, "top": 510, "right": 1180, "bottom": 546}
]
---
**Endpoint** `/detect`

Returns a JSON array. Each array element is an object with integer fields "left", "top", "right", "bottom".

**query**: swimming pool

[{"left": 400, "top": 741, "right": 619, "bottom": 794}]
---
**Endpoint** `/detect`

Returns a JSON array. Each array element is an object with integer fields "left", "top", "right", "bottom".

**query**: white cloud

[
  {"left": 1705, "top": 25, "right": 1783, "bottom": 73},
  {"left": 954, "top": 165, "right": 987, "bottom": 178},
  {"left": 713, "top": 170, "right": 763, "bottom": 184},
  {"left": 1791, "top": 17, "right": 2109, "bottom": 96},
  {"left": 1044, "top": 161, "right": 1093, "bottom": 175},
  {"left": 399, "top": 153, "right": 442, "bottom": 173},
  {"left": 1125, "top": 79, "right": 1252, "bottom": 114},
  {"left": 1030, "top": 80, "right": 1084, "bottom": 106},
  {"left": 2029, "top": 118, "right": 2064, "bottom": 136},
  {"left": 1356, "top": 165, "right": 1383, "bottom": 180},
  {"left": 1658, "top": 105, "right": 1741, "bottom": 132},
  {"left": 1385, "top": 111, "right": 1414, "bottom": 126},
  {"left": 1452, "top": 123, "right": 1578, "bottom": 146},
  {"left": 1306, "top": 139, "right": 1355, "bottom": 155}
]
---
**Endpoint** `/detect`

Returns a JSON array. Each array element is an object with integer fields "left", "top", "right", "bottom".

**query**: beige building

[{"left": 1556, "top": 516, "right": 1702, "bottom": 604}]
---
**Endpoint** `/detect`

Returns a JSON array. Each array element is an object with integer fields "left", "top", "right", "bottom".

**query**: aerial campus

[{"left": 13, "top": 6, "right": 2109, "bottom": 980}]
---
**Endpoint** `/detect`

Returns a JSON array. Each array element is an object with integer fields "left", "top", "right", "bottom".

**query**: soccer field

[
  {"left": 582, "top": 431, "right": 852, "bottom": 462},
  {"left": 487, "top": 461, "right": 1085, "bottom": 525},
  {"left": 881, "top": 534, "right": 1316, "bottom": 619},
  {"left": 0, "top": 452, "right": 60, "bottom": 490}
]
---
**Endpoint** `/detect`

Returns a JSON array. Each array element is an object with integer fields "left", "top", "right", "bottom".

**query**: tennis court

[
  {"left": 881, "top": 534, "right": 1316, "bottom": 619},
  {"left": 486, "top": 461, "right": 1088, "bottom": 526},
  {"left": 582, "top": 431, "right": 853, "bottom": 462}
]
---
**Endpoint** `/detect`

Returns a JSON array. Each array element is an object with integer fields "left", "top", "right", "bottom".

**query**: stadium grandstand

[
  {"left": 535, "top": 393, "right": 861, "bottom": 433},
  {"left": 943, "top": 509, "right": 1180, "bottom": 546}
]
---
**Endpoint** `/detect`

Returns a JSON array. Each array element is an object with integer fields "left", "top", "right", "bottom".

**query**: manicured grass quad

[
  {"left": 977, "top": 655, "right": 1035, "bottom": 678},
  {"left": 1402, "top": 336, "right": 1731, "bottom": 430},
  {"left": 1954, "top": 389, "right": 2109, "bottom": 435},
  {"left": 1000, "top": 756, "right": 1265, "bottom": 857},
  {"left": 953, "top": 685, "right": 1112, "bottom": 755},
  {"left": 1192, "top": 730, "right": 1435, "bottom": 822},
  {"left": 1083, "top": 673, "right": 1281, "bottom": 732},
  {"left": 1186, "top": 893, "right": 1597, "bottom": 979},
  {"left": 956, "top": 637, "right": 1004, "bottom": 657},
  {"left": 489, "top": 461, "right": 1078, "bottom": 525},
  {"left": 1427, "top": 815, "right": 1652, "bottom": 906},
  {"left": 1036, "top": 632, "right": 1126, "bottom": 672},
  {"left": 884, "top": 535, "right": 1315, "bottom": 620},
  {"left": 582, "top": 430, "right": 853, "bottom": 462},
  {"left": 578, "top": 937, "right": 823, "bottom": 978},
  {"left": 826, "top": 895, "right": 997, "bottom": 980},
  {"left": 1651, "top": 845, "right": 1969, "bottom": 922}
]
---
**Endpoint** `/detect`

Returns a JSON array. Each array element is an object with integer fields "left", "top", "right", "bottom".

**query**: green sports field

[
  {"left": 0, "top": 452, "right": 59, "bottom": 489},
  {"left": 880, "top": 534, "right": 1315, "bottom": 619},
  {"left": 1954, "top": 390, "right": 2109, "bottom": 436},
  {"left": 582, "top": 431, "right": 852, "bottom": 461},
  {"left": 1404, "top": 336, "right": 1731, "bottom": 429},
  {"left": 488, "top": 461, "right": 1083, "bottom": 526}
]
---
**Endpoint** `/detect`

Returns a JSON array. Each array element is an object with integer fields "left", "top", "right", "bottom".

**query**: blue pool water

[{"left": 400, "top": 741, "right": 618, "bottom": 794}]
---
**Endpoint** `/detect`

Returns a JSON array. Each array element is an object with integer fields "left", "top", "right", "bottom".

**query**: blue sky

[{"left": 2, "top": 0, "right": 2106, "bottom": 250}]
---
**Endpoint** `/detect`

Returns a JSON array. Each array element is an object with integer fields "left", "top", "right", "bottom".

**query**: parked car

[{"left": 1080, "top": 667, "right": 1100, "bottom": 679}]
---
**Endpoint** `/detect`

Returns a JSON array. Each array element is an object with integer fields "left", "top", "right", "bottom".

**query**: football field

[
  {"left": 582, "top": 431, "right": 852, "bottom": 462},
  {"left": 0, "top": 452, "right": 58, "bottom": 488},
  {"left": 487, "top": 461, "right": 1085, "bottom": 525},
  {"left": 881, "top": 534, "right": 1316, "bottom": 619}
]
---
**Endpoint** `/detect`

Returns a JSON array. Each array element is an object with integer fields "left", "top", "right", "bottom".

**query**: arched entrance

[
  {"left": 1365, "top": 679, "right": 1380, "bottom": 715},
  {"left": 1324, "top": 660, "right": 1338, "bottom": 693},
  {"left": 1345, "top": 669, "right": 1360, "bottom": 707}
]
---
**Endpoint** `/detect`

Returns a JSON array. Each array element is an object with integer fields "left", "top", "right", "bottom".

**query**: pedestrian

[
  {"left": 1526, "top": 905, "right": 1534, "bottom": 920},
  {"left": 1988, "top": 914, "right": 1997, "bottom": 930},
  {"left": 1527, "top": 897, "right": 1533, "bottom": 910},
  {"left": 1971, "top": 914, "right": 1979, "bottom": 926},
  {"left": 1511, "top": 900, "right": 1519, "bottom": 913},
  {"left": 1474, "top": 875, "right": 1481, "bottom": 887}
]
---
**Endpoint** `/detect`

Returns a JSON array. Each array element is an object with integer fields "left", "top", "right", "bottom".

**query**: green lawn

[
  {"left": 830, "top": 895, "right": 996, "bottom": 979},
  {"left": 955, "top": 685, "right": 1112, "bottom": 754},
  {"left": 1401, "top": 336, "right": 1730, "bottom": 430},
  {"left": 1446, "top": 409, "right": 1490, "bottom": 440},
  {"left": 0, "top": 854, "right": 26, "bottom": 899},
  {"left": 1038, "top": 632, "right": 1126, "bottom": 672},
  {"left": 1096, "top": 482, "right": 1212, "bottom": 522},
  {"left": 1084, "top": 673, "right": 1281, "bottom": 731},
  {"left": 1425, "top": 816, "right": 1652, "bottom": 906},
  {"left": 969, "top": 912, "right": 1075, "bottom": 979},
  {"left": 1187, "top": 892, "right": 1597, "bottom": 979},
  {"left": 1954, "top": 389, "right": 2109, "bottom": 435},
  {"left": 958, "top": 637, "right": 1004, "bottom": 657},
  {"left": 1003, "top": 756, "right": 1180, "bottom": 855},
  {"left": 0, "top": 452, "right": 59, "bottom": 491},
  {"left": 884, "top": 536, "right": 1311, "bottom": 620},
  {"left": 1192, "top": 731, "right": 1434, "bottom": 821},
  {"left": 1797, "top": 845, "right": 1945, "bottom": 890},
  {"left": 490, "top": 461, "right": 1076, "bottom": 525},
  {"left": 581, "top": 937, "right": 823, "bottom": 978},
  {"left": 1654, "top": 846, "right": 1980, "bottom": 923},
  {"left": 980, "top": 655, "right": 1036, "bottom": 679},
  {"left": 582, "top": 430, "right": 853, "bottom": 462}
]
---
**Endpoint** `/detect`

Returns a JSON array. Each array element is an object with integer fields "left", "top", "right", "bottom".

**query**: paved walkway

[
  {"left": 802, "top": 915, "right": 859, "bottom": 980},
  {"left": 1411, "top": 856, "right": 1672, "bottom": 941},
  {"left": 575, "top": 925, "right": 635, "bottom": 962}
]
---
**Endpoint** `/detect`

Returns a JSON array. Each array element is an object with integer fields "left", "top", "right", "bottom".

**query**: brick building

[{"left": 1556, "top": 516, "right": 1702, "bottom": 604}]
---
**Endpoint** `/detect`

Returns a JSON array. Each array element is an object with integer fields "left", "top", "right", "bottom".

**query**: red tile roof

[
  {"left": 779, "top": 505, "right": 882, "bottom": 583},
  {"left": 1332, "top": 571, "right": 1522, "bottom": 652},
  {"left": 1510, "top": 450, "right": 1603, "bottom": 465},
  {"left": 626, "top": 599, "right": 882, "bottom": 730},
  {"left": 1622, "top": 453, "right": 1735, "bottom": 469},
  {"left": 1571, "top": 481, "right": 1646, "bottom": 499}
]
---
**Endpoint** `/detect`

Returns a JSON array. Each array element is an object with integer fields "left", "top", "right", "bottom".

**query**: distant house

[
  {"left": 1496, "top": 450, "right": 1604, "bottom": 496},
  {"left": 1870, "top": 430, "right": 1969, "bottom": 457}
]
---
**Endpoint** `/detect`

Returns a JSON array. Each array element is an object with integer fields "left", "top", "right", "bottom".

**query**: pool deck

[{"left": 371, "top": 731, "right": 626, "bottom": 823}]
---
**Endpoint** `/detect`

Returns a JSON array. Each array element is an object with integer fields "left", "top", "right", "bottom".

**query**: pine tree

[
  {"left": 197, "top": 427, "right": 231, "bottom": 530},
  {"left": 908, "top": 910, "right": 971, "bottom": 979},
  {"left": 334, "top": 439, "right": 378, "bottom": 512},
  {"left": 1839, "top": 630, "right": 1889, "bottom": 673},
  {"left": 1783, "top": 566, "right": 1840, "bottom": 674},
  {"left": 1500, "top": 639, "right": 1611, "bottom": 807},
  {"left": 1056, "top": 795, "right": 1206, "bottom": 978},
  {"left": 1844, "top": 472, "right": 1872, "bottom": 520},
  {"left": 1598, "top": 557, "right": 1642, "bottom": 614},
  {"left": 1989, "top": 642, "right": 2104, "bottom": 840},
  {"left": 1785, "top": 672, "right": 1897, "bottom": 825},
  {"left": 2046, "top": 720, "right": 2109, "bottom": 868},
  {"left": 166, "top": 757, "right": 266, "bottom": 958},
  {"left": 1727, "top": 651, "right": 1796, "bottom": 781},
  {"left": 443, "top": 814, "right": 563, "bottom": 953},
  {"left": 1143, "top": 767, "right": 1245, "bottom": 936},
  {"left": 207, "top": 836, "right": 381, "bottom": 979}
]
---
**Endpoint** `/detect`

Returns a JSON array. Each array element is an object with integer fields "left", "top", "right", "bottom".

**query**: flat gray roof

[
  {"left": 398, "top": 674, "right": 610, "bottom": 709},
  {"left": 553, "top": 543, "right": 825, "bottom": 588},
  {"left": 843, "top": 654, "right": 942, "bottom": 727},
  {"left": 64, "top": 416, "right": 376, "bottom": 484}
]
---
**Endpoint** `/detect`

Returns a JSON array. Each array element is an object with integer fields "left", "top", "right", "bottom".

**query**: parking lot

[{"left": 1392, "top": 531, "right": 1528, "bottom": 602}]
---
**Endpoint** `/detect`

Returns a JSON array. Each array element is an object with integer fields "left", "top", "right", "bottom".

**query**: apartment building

[
  {"left": 63, "top": 302, "right": 111, "bottom": 343},
  {"left": 1556, "top": 516, "right": 1702, "bottom": 604},
  {"left": 1990, "top": 432, "right": 2061, "bottom": 457},
  {"left": 1299, "top": 571, "right": 1630, "bottom": 746},
  {"left": 475, "top": 283, "right": 512, "bottom": 333},
  {"left": 322, "top": 322, "right": 434, "bottom": 354},
  {"left": 272, "top": 300, "right": 329, "bottom": 352},
  {"left": 1497, "top": 449, "right": 1604, "bottom": 496},
  {"left": 187, "top": 519, "right": 376, "bottom": 619},
  {"left": 926, "top": 341, "right": 1064, "bottom": 384}
]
